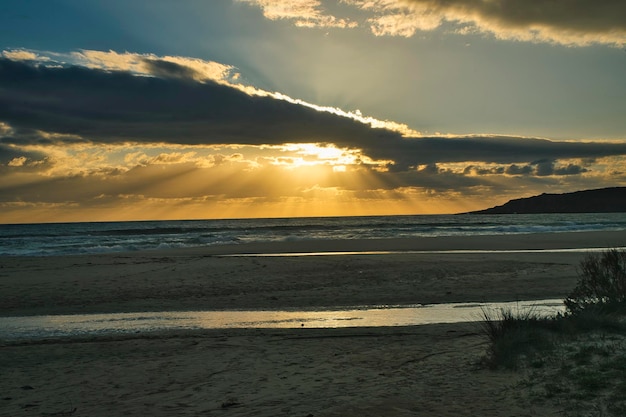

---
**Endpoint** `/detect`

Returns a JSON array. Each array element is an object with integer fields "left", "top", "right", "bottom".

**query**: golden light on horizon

[
  {"left": 4, "top": 139, "right": 614, "bottom": 224},
  {"left": 0, "top": 144, "right": 470, "bottom": 223}
]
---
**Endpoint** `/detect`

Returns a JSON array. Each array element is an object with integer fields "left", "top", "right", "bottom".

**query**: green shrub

[
  {"left": 480, "top": 307, "right": 554, "bottom": 369},
  {"left": 565, "top": 249, "right": 626, "bottom": 314}
]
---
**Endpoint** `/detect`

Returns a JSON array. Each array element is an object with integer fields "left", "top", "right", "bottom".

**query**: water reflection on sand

[{"left": 0, "top": 299, "right": 564, "bottom": 341}]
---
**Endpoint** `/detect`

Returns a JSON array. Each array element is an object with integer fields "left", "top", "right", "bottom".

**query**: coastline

[
  {"left": 1, "top": 231, "right": 622, "bottom": 416},
  {"left": 2, "top": 230, "right": 622, "bottom": 317},
  {"left": 157, "top": 229, "right": 626, "bottom": 255}
]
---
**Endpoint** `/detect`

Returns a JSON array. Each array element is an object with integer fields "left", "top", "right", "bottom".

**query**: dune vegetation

[{"left": 481, "top": 249, "right": 626, "bottom": 416}]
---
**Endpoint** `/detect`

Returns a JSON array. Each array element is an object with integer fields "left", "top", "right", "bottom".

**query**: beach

[{"left": 2, "top": 231, "right": 625, "bottom": 416}]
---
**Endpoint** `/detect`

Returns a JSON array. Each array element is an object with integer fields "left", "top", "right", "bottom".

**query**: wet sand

[{"left": 1, "top": 231, "right": 624, "bottom": 416}]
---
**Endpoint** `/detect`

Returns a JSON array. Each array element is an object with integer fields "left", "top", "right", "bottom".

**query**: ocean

[{"left": 2, "top": 213, "right": 626, "bottom": 257}]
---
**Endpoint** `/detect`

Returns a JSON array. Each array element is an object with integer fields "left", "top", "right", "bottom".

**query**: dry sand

[{"left": 2, "top": 231, "right": 625, "bottom": 416}]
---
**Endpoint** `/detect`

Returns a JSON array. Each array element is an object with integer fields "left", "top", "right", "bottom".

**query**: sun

[{"left": 276, "top": 143, "right": 361, "bottom": 169}]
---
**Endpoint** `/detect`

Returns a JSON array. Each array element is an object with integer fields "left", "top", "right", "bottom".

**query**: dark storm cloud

[
  {"left": 372, "top": 136, "right": 626, "bottom": 171},
  {"left": 141, "top": 59, "right": 201, "bottom": 81},
  {"left": 399, "top": 0, "right": 626, "bottom": 44},
  {"left": 464, "top": 165, "right": 505, "bottom": 176},
  {"left": 464, "top": 160, "right": 588, "bottom": 177},
  {"left": 532, "top": 159, "right": 589, "bottom": 176},
  {"left": 2, "top": 58, "right": 626, "bottom": 171},
  {"left": 428, "top": 0, "right": 625, "bottom": 32},
  {"left": 505, "top": 164, "right": 534, "bottom": 176},
  {"left": 392, "top": 163, "right": 484, "bottom": 190},
  {"left": 0, "top": 126, "right": 86, "bottom": 146},
  {"left": 0, "top": 58, "right": 380, "bottom": 146}
]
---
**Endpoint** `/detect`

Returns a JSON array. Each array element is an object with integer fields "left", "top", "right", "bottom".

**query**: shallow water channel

[{"left": 0, "top": 299, "right": 565, "bottom": 341}]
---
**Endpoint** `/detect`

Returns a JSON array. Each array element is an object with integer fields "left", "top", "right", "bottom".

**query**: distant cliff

[{"left": 469, "top": 187, "right": 626, "bottom": 214}]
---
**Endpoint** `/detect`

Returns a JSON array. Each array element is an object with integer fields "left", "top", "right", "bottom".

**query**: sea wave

[{"left": 2, "top": 213, "right": 626, "bottom": 256}]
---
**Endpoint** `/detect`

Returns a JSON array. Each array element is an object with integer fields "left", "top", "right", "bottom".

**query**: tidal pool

[{"left": 0, "top": 299, "right": 564, "bottom": 340}]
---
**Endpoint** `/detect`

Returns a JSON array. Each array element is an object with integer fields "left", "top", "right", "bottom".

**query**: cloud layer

[
  {"left": 3, "top": 55, "right": 626, "bottom": 171},
  {"left": 240, "top": 0, "right": 626, "bottom": 46},
  {"left": 2, "top": 51, "right": 626, "bottom": 221},
  {"left": 0, "top": 57, "right": 379, "bottom": 146},
  {"left": 237, "top": 0, "right": 357, "bottom": 28}
]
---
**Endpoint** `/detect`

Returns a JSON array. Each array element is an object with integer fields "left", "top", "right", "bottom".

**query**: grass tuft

[{"left": 480, "top": 306, "right": 555, "bottom": 369}]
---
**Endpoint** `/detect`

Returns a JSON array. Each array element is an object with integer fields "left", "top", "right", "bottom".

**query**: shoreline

[
  {"left": 2, "top": 231, "right": 617, "bottom": 416},
  {"left": 2, "top": 230, "right": 622, "bottom": 317}
]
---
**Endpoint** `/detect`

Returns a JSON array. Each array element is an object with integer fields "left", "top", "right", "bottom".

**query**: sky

[{"left": 1, "top": 0, "right": 626, "bottom": 223}]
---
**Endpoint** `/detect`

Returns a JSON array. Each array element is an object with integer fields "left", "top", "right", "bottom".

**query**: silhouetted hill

[{"left": 469, "top": 187, "right": 626, "bottom": 214}]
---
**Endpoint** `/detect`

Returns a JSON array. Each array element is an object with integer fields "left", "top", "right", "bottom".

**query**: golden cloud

[
  {"left": 237, "top": 0, "right": 357, "bottom": 28},
  {"left": 242, "top": 0, "right": 626, "bottom": 47}
]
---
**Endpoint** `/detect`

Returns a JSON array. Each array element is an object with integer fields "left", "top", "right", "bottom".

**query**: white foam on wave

[{"left": 2, "top": 213, "right": 626, "bottom": 256}]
